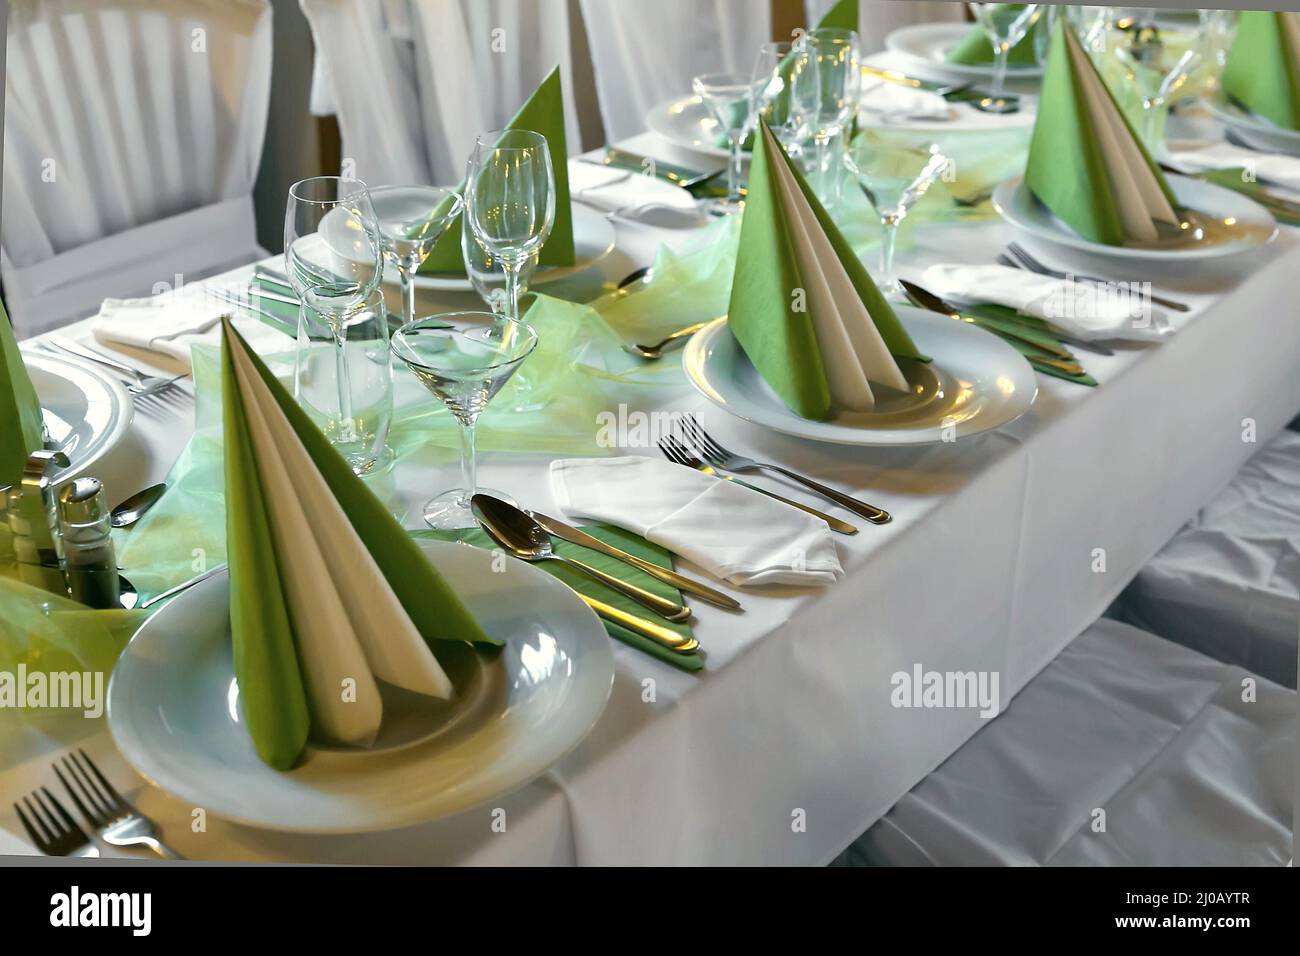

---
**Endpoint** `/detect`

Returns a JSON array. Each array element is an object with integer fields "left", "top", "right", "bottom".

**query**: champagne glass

[
  {"left": 464, "top": 129, "right": 555, "bottom": 325},
  {"left": 368, "top": 185, "right": 463, "bottom": 329},
  {"left": 751, "top": 41, "right": 808, "bottom": 157},
  {"left": 284, "top": 176, "right": 383, "bottom": 459},
  {"left": 390, "top": 313, "right": 538, "bottom": 529},
  {"left": 968, "top": 3, "right": 1042, "bottom": 113},
  {"left": 844, "top": 133, "right": 950, "bottom": 296},
  {"left": 692, "top": 72, "right": 756, "bottom": 216},
  {"left": 788, "top": 27, "right": 861, "bottom": 202}
]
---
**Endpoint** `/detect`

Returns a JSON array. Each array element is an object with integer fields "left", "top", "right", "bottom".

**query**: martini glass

[
  {"left": 1114, "top": 29, "right": 1203, "bottom": 149},
  {"left": 390, "top": 312, "right": 538, "bottom": 529},
  {"left": 368, "top": 185, "right": 463, "bottom": 330},
  {"left": 692, "top": 71, "right": 756, "bottom": 216},
  {"left": 968, "top": 3, "right": 1042, "bottom": 113},
  {"left": 844, "top": 134, "right": 949, "bottom": 296}
]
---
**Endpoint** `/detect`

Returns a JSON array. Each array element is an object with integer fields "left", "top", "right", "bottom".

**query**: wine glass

[
  {"left": 390, "top": 312, "right": 538, "bottom": 529},
  {"left": 368, "top": 185, "right": 463, "bottom": 330},
  {"left": 968, "top": 3, "right": 1042, "bottom": 113},
  {"left": 788, "top": 27, "right": 861, "bottom": 203},
  {"left": 284, "top": 176, "right": 383, "bottom": 461},
  {"left": 692, "top": 72, "right": 756, "bottom": 216},
  {"left": 464, "top": 129, "right": 555, "bottom": 325},
  {"left": 844, "top": 133, "right": 950, "bottom": 296},
  {"left": 1114, "top": 28, "right": 1203, "bottom": 148},
  {"left": 751, "top": 41, "right": 808, "bottom": 157}
]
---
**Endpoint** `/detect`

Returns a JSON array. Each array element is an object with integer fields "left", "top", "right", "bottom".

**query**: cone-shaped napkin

[
  {"left": 1, "top": 302, "right": 45, "bottom": 488},
  {"left": 947, "top": 4, "right": 1040, "bottom": 66},
  {"left": 728, "top": 122, "right": 925, "bottom": 421},
  {"left": 1222, "top": 11, "right": 1300, "bottom": 131},
  {"left": 419, "top": 66, "right": 573, "bottom": 275},
  {"left": 1025, "top": 20, "right": 1179, "bottom": 246},
  {"left": 816, "top": 0, "right": 857, "bottom": 32},
  {"left": 220, "top": 319, "right": 497, "bottom": 769}
]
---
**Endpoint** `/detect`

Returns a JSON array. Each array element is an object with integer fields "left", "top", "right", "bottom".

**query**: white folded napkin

[
  {"left": 859, "top": 77, "right": 952, "bottom": 121},
  {"left": 92, "top": 290, "right": 293, "bottom": 370},
  {"left": 550, "top": 456, "right": 843, "bottom": 587},
  {"left": 1165, "top": 141, "right": 1300, "bottom": 199},
  {"left": 920, "top": 263, "right": 1173, "bottom": 342},
  {"left": 569, "top": 159, "right": 705, "bottom": 228}
]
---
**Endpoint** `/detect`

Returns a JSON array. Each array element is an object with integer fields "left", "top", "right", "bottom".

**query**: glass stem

[
  {"left": 501, "top": 261, "right": 521, "bottom": 322},
  {"left": 992, "top": 45, "right": 1010, "bottom": 102},
  {"left": 399, "top": 265, "right": 416, "bottom": 328},
  {"left": 728, "top": 133, "right": 745, "bottom": 203},
  {"left": 879, "top": 216, "right": 900, "bottom": 287},
  {"left": 458, "top": 419, "right": 477, "bottom": 505},
  {"left": 333, "top": 323, "right": 356, "bottom": 443}
]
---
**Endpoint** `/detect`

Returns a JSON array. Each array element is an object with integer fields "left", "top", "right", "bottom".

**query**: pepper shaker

[{"left": 58, "top": 477, "right": 120, "bottom": 609}]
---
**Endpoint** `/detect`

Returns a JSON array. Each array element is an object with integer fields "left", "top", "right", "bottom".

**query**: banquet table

[{"left": 3, "top": 111, "right": 1300, "bottom": 865}]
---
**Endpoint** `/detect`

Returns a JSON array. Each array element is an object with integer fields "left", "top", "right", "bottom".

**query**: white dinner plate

[
  {"left": 108, "top": 539, "right": 615, "bottom": 833},
  {"left": 992, "top": 174, "right": 1279, "bottom": 265},
  {"left": 682, "top": 309, "right": 1037, "bottom": 446},
  {"left": 408, "top": 202, "right": 617, "bottom": 292},
  {"left": 1204, "top": 96, "right": 1300, "bottom": 158},
  {"left": 22, "top": 352, "right": 133, "bottom": 484},
  {"left": 645, "top": 95, "right": 733, "bottom": 159},
  {"left": 884, "top": 23, "right": 1044, "bottom": 81}
]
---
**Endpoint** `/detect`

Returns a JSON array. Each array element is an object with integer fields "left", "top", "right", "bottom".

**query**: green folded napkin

[
  {"left": 1187, "top": 167, "right": 1300, "bottom": 226},
  {"left": 958, "top": 303, "right": 1097, "bottom": 386},
  {"left": 221, "top": 319, "right": 496, "bottom": 769},
  {"left": 0, "top": 302, "right": 45, "bottom": 488},
  {"left": 1222, "top": 11, "right": 1300, "bottom": 131},
  {"left": 946, "top": 4, "right": 1041, "bottom": 66},
  {"left": 419, "top": 525, "right": 702, "bottom": 672},
  {"left": 419, "top": 66, "right": 574, "bottom": 275},
  {"left": 1025, "top": 20, "right": 1177, "bottom": 246},
  {"left": 728, "top": 120, "right": 926, "bottom": 421}
]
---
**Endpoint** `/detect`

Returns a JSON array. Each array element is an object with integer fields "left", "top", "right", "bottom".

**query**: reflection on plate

[
  {"left": 682, "top": 309, "right": 1037, "bottom": 446},
  {"left": 408, "top": 202, "right": 617, "bottom": 292},
  {"left": 884, "top": 23, "right": 1044, "bottom": 81},
  {"left": 23, "top": 352, "right": 133, "bottom": 484},
  {"left": 992, "top": 174, "right": 1279, "bottom": 264},
  {"left": 108, "top": 539, "right": 614, "bottom": 833}
]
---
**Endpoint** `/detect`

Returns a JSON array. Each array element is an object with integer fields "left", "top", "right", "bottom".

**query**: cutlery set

[
  {"left": 15, "top": 749, "right": 181, "bottom": 859},
  {"left": 38, "top": 336, "right": 190, "bottom": 409}
]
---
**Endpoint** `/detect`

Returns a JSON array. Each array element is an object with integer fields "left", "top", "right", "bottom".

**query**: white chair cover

[
  {"left": 1116, "top": 428, "right": 1300, "bottom": 689},
  {"left": 301, "top": 0, "right": 581, "bottom": 187},
  {"left": 2, "top": 0, "right": 271, "bottom": 336},
  {"left": 835, "top": 619, "right": 1294, "bottom": 866},
  {"left": 577, "top": 0, "right": 772, "bottom": 142},
  {"left": 804, "top": 0, "right": 966, "bottom": 53}
]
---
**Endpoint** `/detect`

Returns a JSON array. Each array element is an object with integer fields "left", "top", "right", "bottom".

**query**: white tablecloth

[{"left": 4, "top": 118, "right": 1299, "bottom": 864}]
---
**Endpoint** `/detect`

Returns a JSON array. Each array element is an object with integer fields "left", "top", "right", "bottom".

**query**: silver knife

[{"left": 529, "top": 510, "right": 741, "bottom": 611}]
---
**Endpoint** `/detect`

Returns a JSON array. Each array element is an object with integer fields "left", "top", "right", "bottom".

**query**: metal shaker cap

[{"left": 58, "top": 477, "right": 107, "bottom": 525}]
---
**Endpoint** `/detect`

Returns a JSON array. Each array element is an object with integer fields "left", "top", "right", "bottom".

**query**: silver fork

[
  {"left": 1005, "top": 243, "right": 1190, "bottom": 312},
  {"left": 43, "top": 338, "right": 190, "bottom": 400},
  {"left": 55, "top": 749, "right": 183, "bottom": 860},
  {"left": 676, "top": 415, "right": 891, "bottom": 524},
  {"left": 13, "top": 787, "right": 99, "bottom": 857},
  {"left": 657, "top": 435, "right": 858, "bottom": 535}
]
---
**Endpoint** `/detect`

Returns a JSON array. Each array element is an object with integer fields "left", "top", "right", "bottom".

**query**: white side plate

[{"left": 23, "top": 352, "right": 133, "bottom": 484}]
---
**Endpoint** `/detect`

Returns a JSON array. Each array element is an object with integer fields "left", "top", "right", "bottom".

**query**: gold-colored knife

[
  {"left": 579, "top": 593, "right": 700, "bottom": 654},
  {"left": 531, "top": 511, "right": 741, "bottom": 610}
]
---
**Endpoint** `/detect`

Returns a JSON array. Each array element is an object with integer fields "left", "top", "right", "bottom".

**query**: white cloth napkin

[
  {"left": 1165, "top": 141, "right": 1300, "bottom": 199},
  {"left": 859, "top": 78, "right": 951, "bottom": 121},
  {"left": 920, "top": 263, "right": 1173, "bottom": 342},
  {"left": 92, "top": 290, "right": 293, "bottom": 370},
  {"left": 569, "top": 159, "right": 705, "bottom": 228},
  {"left": 550, "top": 456, "right": 843, "bottom": 587}
]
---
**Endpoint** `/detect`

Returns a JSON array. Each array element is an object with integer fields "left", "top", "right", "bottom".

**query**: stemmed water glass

[
  {"left": 464, "top": 129, "right": 555, "bottom": 325},
  {"left": 368, "top": 185, "right": 463, "bottom": 330},
  {"left": 844, "top": 133, "right": 950, "bottom": 296},
  {"left": 284, "top": 176, "right": 384, "bottom": 471},
  {"left": 1113, "top": 28, "right": 1203, "bottom": 149},
  {"left": 390, "top": 313, "right": 538, "bottom": 529},
  {"left": 788, "top": 27, "right": 861, "bottom": 203},
  {"left": 751, "top": 41, "right": 808, "bottom": 156},
  {"left": 692, "top": 72, "right": 756, "bottom": 216},
  {"left": 968, "top": 3, "right": 1042, "bottom": 113}
]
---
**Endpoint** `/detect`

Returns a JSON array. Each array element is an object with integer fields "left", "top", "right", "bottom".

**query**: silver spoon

[
  {"left": 110, "top": 482, "right": 167, "bottom": 529},
  {"left": 627, "top": 321, "right": 711, "bottom": 360},
  {"left": 470, "top": 494, "right": 692, "bottom": 624}
]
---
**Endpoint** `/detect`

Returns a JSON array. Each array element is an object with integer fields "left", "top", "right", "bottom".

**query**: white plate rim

[
  {"left": 23, "top": 350, "right": 134, "bottom": 484},
  {"left": 884, "top": 22, "right": 1044, "bottom": 80},
  {"left": 991, "top": 174, "right": 1279, "bottom": 262},
  {"left": 107, "top": 539, "right": 616, "bottom": 834},
  {"left": 408, "top": 203, "right": 618, "bottom": 292},
  {"left": 1202, "top": 96, "right": 1300, "bottom": 153},
  {"left": 681, "top": 309, "right": 1038, "bottom": 446}
]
